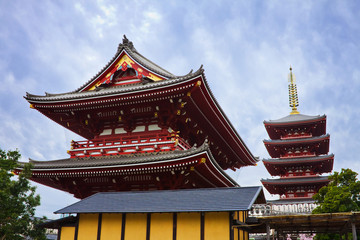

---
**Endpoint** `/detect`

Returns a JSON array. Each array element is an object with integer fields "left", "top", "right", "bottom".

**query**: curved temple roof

[
  {"left": 263, "top": 134, "right": 330, "bottom": 159},
  {"left": 262, "top": 176, "right": 330, "bottom": 197},
  {"left": 263, "top": 114, "right": 327, "bottom": 140},
  {"left": 264, "top": 134, "right": 330, "bottom": 145},
  {"left": 264, "top": 114, "right": 326, "bottom": 125},
  {"left": 263, "top": 154, "right": 334, "bottom": 176},
  {"left": 261, "top": 176, "right": 329, "bottom": 185},
  {"left": 19, "top": 142, "right": 220, "bottom": 171},
  {"left": 16, "top": 142, "right": 241, "bottom": 198},
  {"left": 25, "top": 35, "right": 188, "bottom": 99},
  {"left": 262, "top": 154, "right": 334, "bottom": 164}
]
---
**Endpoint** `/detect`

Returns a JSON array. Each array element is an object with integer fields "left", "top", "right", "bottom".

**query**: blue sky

[{"left": 1, "top": 0, "right": 360, "bottom": 218}]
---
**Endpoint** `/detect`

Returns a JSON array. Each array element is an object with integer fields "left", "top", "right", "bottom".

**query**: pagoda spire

[{"left": 288, "top": 66, "right": 300, "bottom": 115}]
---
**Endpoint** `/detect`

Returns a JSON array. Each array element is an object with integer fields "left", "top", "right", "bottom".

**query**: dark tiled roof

[
  {"left": 261, "top": 176, "right": 329, "bottom": 184},
  {"left": 262, "top": 154, "right": 334, "bottom": 164},
  {"left": 129, "top": 48, "right": 175, "bottom": 78},
  {"left": 263, "top": 134, "right": 330, "bottom": 144},
  {"left": 75, "top": 35, "right": 175, "bottom": 92},
  {"left": 55, "top": 186, "right": 265, "bottom": 214},
  {"left": 24, "top": 67, "right": 204, "bottom": 101},
  {"left": 18, "top": 142, "right": 209, "bottom": 170},
  {"left": 264, "top": 114, "right": 326, "bottom": 125},
  {"left": 26, "top": 35, "right": 190, "bottom": 99},
  {"left": 39, "top": 216, "right": 77, "bottom": 229}
]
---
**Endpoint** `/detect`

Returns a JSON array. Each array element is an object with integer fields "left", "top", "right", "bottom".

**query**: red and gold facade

[
  {"left": 16, "top": 36, "right": 257, "bottom": 199},
  {"left": 261, "top": 68, "right": 334, "bottom": 200}
]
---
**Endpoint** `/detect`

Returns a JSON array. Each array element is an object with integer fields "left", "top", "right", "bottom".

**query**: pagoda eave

[
  {"left": 263, "top": 134, "right": 330, "bottom": 145},
  {"left": 261, "top": 176, "right": 329, "bottom": 195},
  {"left": 264, "top": 114, "right": 326, "bottom": 126},
  {"left": 264, "top": 115, "right": 327, "bottom": 140},
  {"left": 263, "top": 154, "right": 334, "bottom": 176},
  {"left": 264, "top": 134, "right": 330, "bottom": 158},
  {"left": 15, "top": 145, "right": 237, "bottom": 199},
  {"left": 261, "top": 176, "right": 329, "bottom": 185}
]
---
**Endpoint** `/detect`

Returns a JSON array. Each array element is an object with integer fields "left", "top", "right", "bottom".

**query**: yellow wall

[
  {"left": 204, "top": 212, "right": 229, "bottom": 240},
  {"left": 177, "top": 212, "right": 201, "bottom": 240},
  {"left": 150, "top": 213, "right": 173, "bottom": 240},
  {"left": 124, "top": 213, "right": 147, "bottom": 240},
  {"left": 234, "top": 211, "right": 239, "bottom": 240},
  {"left": 233, "top": 211, "right": 248, "bottom": 240},
  {"left": 77, "top": 213, "right": 99, "bottom": 240},
  {"left": 60, "top": 226, "right": 75, "bottom": 240},
  {"left": 244, "top": 211, "right": 248, "bottom": 240},
  {"left": 100, "top": 213, "right": 122, "bottom": 240},
  {"left": 239, "top": 211, "right": 244, "bottom": 240},
  {"left": 70, "top": 211, "right": 249, "bottom": 240}
]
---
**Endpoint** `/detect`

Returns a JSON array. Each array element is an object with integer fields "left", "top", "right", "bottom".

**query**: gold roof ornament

[{"left": 288, "top": 66, "right": 300, "bottom": 115}]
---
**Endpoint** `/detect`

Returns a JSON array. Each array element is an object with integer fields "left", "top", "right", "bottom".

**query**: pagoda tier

[
  {"left": 15, "top": 142, "right": 237, "bottom": 199},
  {"left": 18, "top": 36, "right": 257, "bottom": 198},
  {"left": 264, "top": 114, "right": 327, "bottom": 140},
  {"left": 67, "top": 128, "right": 191, "bottom": 158},
  {"left": 261, "top": 176, "right": 330, "bottom": 199},
  {"left": 263, "top": 154, "right": 334, "bottom": 177},
  {"left": 263, "top": 134, "right": 330, "bottom": 159}
]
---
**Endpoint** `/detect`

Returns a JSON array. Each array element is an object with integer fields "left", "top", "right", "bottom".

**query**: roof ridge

[
  {"left": 74, "top": 36, "right": 177, "bottom": 92},
  {"left": 263, "top": 133, "right": 330, "bottom": 143},
  {"left": 24, "top": 70, "right": 205, "bottom": 101},
  {"left": 263, "top": 153, "right": 335, "bottom": 161},
  {"left": 262, "top": 175, "right": 329, "bottom": 181},
  {"left": 264, "top": 114, "right": 326, "bottom": 124},
  {"left": 16, "top": 141, "right": 211, "bottom": 169},
  {"left": 97, "top": 186, "right": 261, "bottom": 194},
  {"left": 126, "top": 45, "right": 175, "bottom": 77}
]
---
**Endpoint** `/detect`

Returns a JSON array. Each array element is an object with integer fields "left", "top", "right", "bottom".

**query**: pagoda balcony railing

[
  {"left": 68, "top": 134, "right": 191, "bottom": 158},
  {"left": 280, "top": 152, "right": 316, "bottom": 159},
  {"left": 280, "top": 133, "right": 312, "bottom": 140}
]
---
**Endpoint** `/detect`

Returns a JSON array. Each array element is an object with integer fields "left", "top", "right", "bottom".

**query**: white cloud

[
  {"left": 74, "top": 2, "right": 85, "bottom": 14},
  {"left": 145, "top": 10, "right": 162, "bottom": 22}
]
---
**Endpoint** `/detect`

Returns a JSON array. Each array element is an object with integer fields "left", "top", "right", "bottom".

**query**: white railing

[{"left": 250, "top": 202, "right": 317, "bottom": 216}]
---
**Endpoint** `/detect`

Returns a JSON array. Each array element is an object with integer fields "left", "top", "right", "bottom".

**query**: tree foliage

[
  {"left": 313, "top": 168, "right": 360, "bottom": 214},
  {"left": 0, "top": 148, "right": 46, "bottom": 240},
  {"left": 312, "top": 168, "right": 360, "bottom": 240}
]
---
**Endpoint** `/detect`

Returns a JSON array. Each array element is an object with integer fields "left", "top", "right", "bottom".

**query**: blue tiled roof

[{"left": 55, "top": 187, "right": 264, "bottom": 214}]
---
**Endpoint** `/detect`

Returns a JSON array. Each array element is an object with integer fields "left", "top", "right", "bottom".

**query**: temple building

[
  {"left": 47, "top": 187, "right": 265, "bottom": 240},
  {"left": 261, "top": 68, "right": 334, "bottom": 202},
  {"left": 16, "top": 36, "right": 265, "bottom": 240}
]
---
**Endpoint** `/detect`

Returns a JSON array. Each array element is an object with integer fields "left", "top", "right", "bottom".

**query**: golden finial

[{"left": 288, "top": 66, "right": 300, "bottom": 114}]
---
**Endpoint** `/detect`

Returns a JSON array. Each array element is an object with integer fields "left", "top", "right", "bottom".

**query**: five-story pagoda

[
  {"left": 261, "top": 68, "right": 334, "bottom": 201},
  {"left": 15, "top": 36, "right": 258, "bottom": 199}
]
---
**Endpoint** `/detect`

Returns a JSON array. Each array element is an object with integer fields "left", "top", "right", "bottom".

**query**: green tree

[
  {"left": 313, "top": 168, "right": 360, "bottom": 214},
  {"left": 0, "top": 148, "right": 46, "bottom": 240},
  {"left": 312, "top": 168, "right": 360, "bottom": 240}
]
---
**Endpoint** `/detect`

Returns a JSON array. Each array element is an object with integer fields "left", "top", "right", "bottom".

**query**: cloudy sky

[{"left": 1, "top": 0, "right": 360, "bottom": 218}]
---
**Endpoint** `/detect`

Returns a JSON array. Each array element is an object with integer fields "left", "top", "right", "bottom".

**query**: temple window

[
  {"left": 113, "top": 68, "right": 137, "bottom": 82},
  {"left": 133, "top": 126, "right": 146, "bottom": 133},
  {"left": 148, "top": 124, "right": 161, "bottom": 131},
  {"left": 100, "top": 129, "right": 112, "bottom": 136},
  {"left": 115, "top": 127, "right": 126, "bottom": 134}
]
